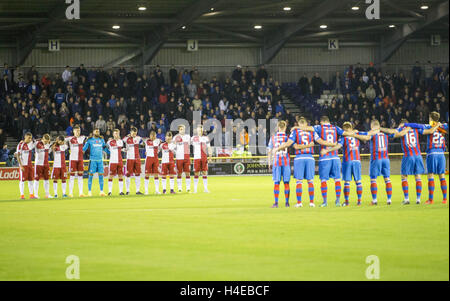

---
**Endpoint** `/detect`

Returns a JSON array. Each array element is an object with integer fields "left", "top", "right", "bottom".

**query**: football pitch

[{"left": 0, "top": 175, "right": 448, "bottom": 281}]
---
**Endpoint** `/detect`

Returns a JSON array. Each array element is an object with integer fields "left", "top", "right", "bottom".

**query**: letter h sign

[{"left": 48, "top": 40, "right": 60, "bottom": 51}]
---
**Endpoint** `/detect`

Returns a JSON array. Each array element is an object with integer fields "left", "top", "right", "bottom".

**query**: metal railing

[{"left": 16, "top": 63, "right": 449, "bottom": 85}]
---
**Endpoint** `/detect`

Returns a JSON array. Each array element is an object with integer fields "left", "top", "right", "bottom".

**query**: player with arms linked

[
  {"left": 268, "top": 121, "right": 292, "bottom": 208},
  {"left": 275, "top": 117, "right": 315, "bottom": 208},
  {"left": 402, "top": 112, "right": 447, "bottom": 204},
  {"left": 381, "top": 119, "right": 440, "bottom": 205}
]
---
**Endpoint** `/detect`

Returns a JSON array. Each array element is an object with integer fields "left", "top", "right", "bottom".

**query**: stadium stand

[{"left": 0, "top": 62, "right": 448, "bottom": 162}]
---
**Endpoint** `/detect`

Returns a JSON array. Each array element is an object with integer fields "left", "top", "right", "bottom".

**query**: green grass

[{"left": 0, "top": 175, "right": 448, "bottom": 281}]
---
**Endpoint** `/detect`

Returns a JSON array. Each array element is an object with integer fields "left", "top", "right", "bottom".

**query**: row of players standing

[
  {"left": 268, "top": 112, "right": 447, "bottom": 208},
  {"left": 15, "top": 124, "right": 211, "bottom": 199}
]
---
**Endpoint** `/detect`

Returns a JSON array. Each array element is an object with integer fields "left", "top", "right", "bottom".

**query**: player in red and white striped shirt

[
  {"left": 123, "top": 127, "right": 144, "bottom": 195},
  {"left": 15, "top": 132, "right": 36, "bottom": 199},
  {"left": 107, "top": 129, "right": 125, "bottom": 195},
  {"left": 191, "top": 125, "right": 212, "bottom": 193},
  {"left": 33, "top": 134, "right": 52, "bottom": 198},
  {"left": 160, "top": 132, "right": 177, "bottom": 194},
  {"left": 51, "top": 136, "right": 69, "bottom": 198},
  {"left": 173, "top": 125, "right": 191, "bottom": 192},
  {"left": 144, "top": 131, "right": 162, "bottom": 195},
  {"left": 65, "top": 125, "right": 87, "bottom": 197}
]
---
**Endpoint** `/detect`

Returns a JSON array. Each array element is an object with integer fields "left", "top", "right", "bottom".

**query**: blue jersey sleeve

[
  {"left": 404, "top": 123, "right": 427, "bottom": 129},
  {"left": 357, "top": 131, "right": 368, "bottom": 136},
  {"left": 267, "top": 137, "right": 273, "bottom": 150},
  {"left": 288, "top": 130, "right": 296, "bottom": 143},
  {"left": 82, "top": 139, "right": 90, "bottom": 152},
  {"left": 102, "top": 139, "right": 110, "bottom": 156},
  {"left": 337, "top": 137, "right": 344, "bottom": 146},
  {"left": 335, "top": 126, "right": 344, "bottom": 136},
  {"left": 313, "top": 125, "right": 321, "bottom": 136}
]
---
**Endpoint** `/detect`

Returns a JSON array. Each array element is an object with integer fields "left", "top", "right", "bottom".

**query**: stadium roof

[{"left": 0, "top": 0, "right": 448, "bottom": 65}]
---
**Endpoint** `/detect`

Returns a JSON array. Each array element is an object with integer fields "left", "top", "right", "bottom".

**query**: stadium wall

[{"left": 1, "top": 40, "right": 448, "bottom": 83}]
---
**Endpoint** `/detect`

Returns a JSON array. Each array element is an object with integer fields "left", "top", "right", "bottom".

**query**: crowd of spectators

[
  {"left": 0, "top": 63, "right": 290, "bottom": 143},
  {"left": 294, "top": 61, "right": 449, "bottom": 130},
  {"left": 0, "top": 60, "right": 448, "bottom": 160}
]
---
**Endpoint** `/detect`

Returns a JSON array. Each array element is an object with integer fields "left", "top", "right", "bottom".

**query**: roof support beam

[
  {"left": 192, "top": 24, "right": 261, "bottom": 42},
  {"left": 382, "top": 0, "right": 425, "bottom": 19},
  {"left": 58, "top": 22, "right": 142, "bottom": 43},
  {"left": 261, "top": 0, "right": 352, "bottom": 64},
  {"left": 16, "top": 2, "right": 76, "bottom": 66},
  {"left": 379, "top": 0, "right": 449, "bottom": 63},
  {"left": 104, "top": 0, "right": 222, "bottom": 67}
]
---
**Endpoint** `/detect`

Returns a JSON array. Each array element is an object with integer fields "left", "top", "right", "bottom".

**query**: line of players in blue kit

[{"left": 267, "top": 111, "right": 448, "bottom": 208}]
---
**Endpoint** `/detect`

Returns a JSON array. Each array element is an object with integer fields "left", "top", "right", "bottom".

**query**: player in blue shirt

[
  {"left": 381, "top": 119, "right": 440, "bottom": 205},
  {"left": 82, "top": 128, "right": 110, "bottom": 196},
  {"left": 267, "top": 121, "right": 291, "bottom": 208},
  {"left": 295, "top": 116, "right": 352, "bottom": 207},
  {"left": 403, "top": 111, "right": 446, "bottom": 204},
  {"left": 276, "top": 117, "right": 316, "bottom": 208}
]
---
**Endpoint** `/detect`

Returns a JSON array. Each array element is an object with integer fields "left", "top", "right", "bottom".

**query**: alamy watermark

[
  {"left": 365, "top": 255, "right": 380, "bottom": 279},
  {"left": 65, "top": 255, "right": 80, "bottom": 279},
  {"left": 169, "top": 112, "right": 280, "bottom": 155}
]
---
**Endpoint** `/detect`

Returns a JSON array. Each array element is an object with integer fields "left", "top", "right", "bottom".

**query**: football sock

[
  {"left": 385, "top": 178, "right": 392, "bottom": 201},
  {"left": 274, "top": 182, "right": 280, "bottom": 204},
  {"left": 370, "top": 179, "right": 378, "bottom": 201},
  {"left": 415, "top": 178, "right": 422, "bottom": 201},
  {"left": 344, "top": 182, "right": 350, "bottom": 203},
  {"left": 162, "top": 178, "right": 167, "bottom": 191},
  {"left": 78, "top": 175, "right": 84, "bottom": 195},
  {"left": 440, "top": 177, "right": 447, "bottom": 201},
  {"left": 154, "top": 177, "right": 159, "bottom": 193},
  {"left": 19, "top": 181, "right": 24, "bottom": 195},
  {"left": 401, "top": 178, "right": 409, "bottom": 200},
  {"left": 61, "top": 180, "right": 67, "bottom": 194},
  {"left": 27, "top": 181, "right": 33, "bottom": 195},
  {"left": 320, "top": 180, "right": 327, "bottom": 203},
  {"left": 296, "top": 181, "right": 302, "bottom": 203},
  {"left": 203, "top": 176, "right": 208, "bottom": 191},
  {"left": 284, "top": 182, "right": 290, "bottom": 203},
  {"left": 356, "top": 181, "right": 363, "bottom": 202},
  {"left": 69, "top": 176, "right": 75, "bottom": 194},
  {"left": 34, "top": 180, "right": 40, "bottom": 196},
  {"left": 335, "top": 180, "right": 341, "bottom": 203},
  {"left": 88, "top": 175, "right": 93, "bottom": 192},
  {"left": 134, "top": 176, "right": 140, "bottom": 192},
  {"left": 194, "top": 176, "right": 199, "bottom": 191},
  {"left": 118, "top": 178, "right": 124, "bottom": 193},
  {"left": 44, "top": 180, "right": 50, "bottom": 196},
  {"left": 170, "top": 177, "right": 175, "bottom": 190},
  {"left": 98, "top": 175, "right": 104, "bottom": 192},
  {"left": 125, "top": 177, "right": 130, "bottom": 193},
  {"left": 428, "top": 178, "right": 435, "bottom": 201},
  {"left": 186, "top": 176, "right": 191, "bottom": 190},
  {"left": 108, "top": 179, "right": 113, "bottom": 193},
  {"left": 308, "top": 180, "right": 314, "bottom": 203}
]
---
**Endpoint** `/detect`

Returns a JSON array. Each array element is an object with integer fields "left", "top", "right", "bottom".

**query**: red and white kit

[
  {"left": 34, "top": 140, "right": 51, "bottom": 180},
  {"left": 191, "top": 135, "right": 210, "bottom": 172},
  {"left": 66, "top": 135, "right": 86, "bottom": 174},
  {"left": 173, "top": 134, "right": 191, "bottom": 174},
  {"left": 107, "top": 139, "right": 124, "bottom": 176},
  {"left": 51, "top": 144, "right": 68, "bottom": 180},
  {"left": 145, "top": 138, "right": 161, "bottom": 174},
  {"left": 123, "top": 135, "right": 143, "bottom": 176},
  {"left": 160, "top": 142, "right": 176, "bottom": 176},
  {"left": 16, "top": 141, "right": 35, "bottom": 181}
]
